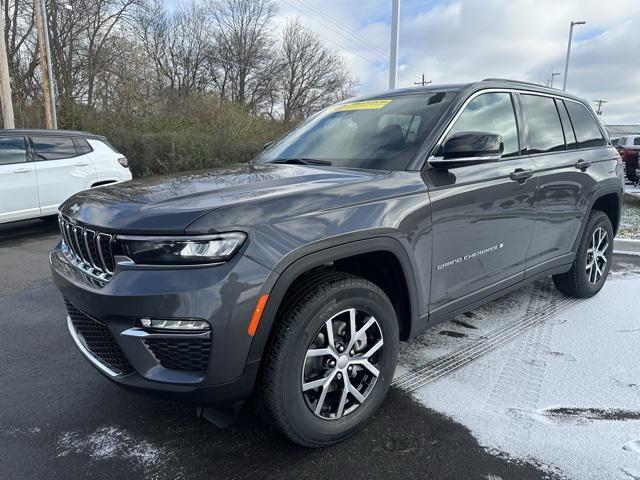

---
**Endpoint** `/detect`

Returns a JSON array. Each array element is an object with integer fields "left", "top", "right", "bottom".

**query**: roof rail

[{"left": 482, "top": 78, "right": 549, "bottom": 88}]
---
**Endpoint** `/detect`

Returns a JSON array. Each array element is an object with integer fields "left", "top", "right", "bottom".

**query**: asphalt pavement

[{"left": 0, "top": 219, "right": 568, "bottom": 479}]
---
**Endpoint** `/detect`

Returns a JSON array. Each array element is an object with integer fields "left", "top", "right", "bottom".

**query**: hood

[{"left": 59, "top": 163, "right": 380, "bottom": 233}]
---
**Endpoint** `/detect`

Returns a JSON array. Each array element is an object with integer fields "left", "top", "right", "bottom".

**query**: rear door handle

[
  {"left": 509, "top": 168, "right": 533, "bottom": 183},
  {"left": 13, "top": 167, "right": 30, "bottom": 173},
  {"left": 74, "top": 161, "right": 89, "bottom": 166},
  {"left": 574, "top": 159, "right": 591, "bottom": 171}
]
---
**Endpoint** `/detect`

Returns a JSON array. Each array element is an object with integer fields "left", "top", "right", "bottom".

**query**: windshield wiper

[{"left": 271, "top": 158, "right": 332, "bottom": 166}]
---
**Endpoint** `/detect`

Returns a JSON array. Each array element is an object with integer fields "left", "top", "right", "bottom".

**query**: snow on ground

[{"left": 397, "top": 273, "right": 640, "bottom": 480}]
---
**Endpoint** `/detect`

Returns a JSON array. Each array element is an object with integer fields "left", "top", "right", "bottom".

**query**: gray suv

[{"left": 51, "top": 79, "right": 624, "bottom": 447}]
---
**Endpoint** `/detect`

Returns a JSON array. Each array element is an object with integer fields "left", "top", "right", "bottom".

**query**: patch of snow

[
  {"left": 57, "top": 426, "right": 169, "bottom": 470},
  {"left": 400, "top": 274, "right": 640, "bottom": 479}
]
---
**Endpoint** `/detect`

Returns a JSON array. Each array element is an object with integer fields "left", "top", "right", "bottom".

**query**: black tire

[
  {"left": 553, "top": 210, "right": 613, "bottom": 298},
  {"left": 259, "top": 271, "right": 399, "bottom": 447}
]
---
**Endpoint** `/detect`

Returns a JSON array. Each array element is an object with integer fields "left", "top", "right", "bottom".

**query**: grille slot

[
  {"left": 65, "top": 299, "right": 134, "bottom": 376},
  {"left": 144, "top": 338, "right": 212, "bottom": 372},
  {"left": 58, "top": 214, "right": 115, "bottom": 282}
]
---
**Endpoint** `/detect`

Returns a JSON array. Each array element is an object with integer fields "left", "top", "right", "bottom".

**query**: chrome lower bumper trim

[{"left": 66, "top": 315, "right": 121, "bottom": 378}]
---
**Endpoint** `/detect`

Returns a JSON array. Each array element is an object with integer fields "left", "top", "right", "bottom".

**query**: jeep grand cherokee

[{"left": 51, "top": 79, "right": 624, "bottom": 447}]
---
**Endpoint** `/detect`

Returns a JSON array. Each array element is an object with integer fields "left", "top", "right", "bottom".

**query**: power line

[
  {"left": 280, "top": 0, "right": 423, "bottom": 80},
  {"left": 296, "top": 0, "right": 422, "bottom": 79}
]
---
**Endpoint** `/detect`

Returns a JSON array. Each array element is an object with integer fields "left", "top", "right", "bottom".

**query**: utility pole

[
  {"left": 414, "top": 74, "right": 432, "bottom": 87},
  {"left": 593, "top": 99, "right": 607, "bottom": 116},
  {"left": 0, "top": 1, "right": 15, "bottom": 128},
  {"left": 389, "top": 0, "right": 400, "bottom": 90},
  {"left": 550, "top": 72, "right": 561, "bottom": 88},
  {"left": 562, "top": 20, "right": 585, "bottom": 91},
  {"left": 34, "top": 0, "right": 57, "bottom": 129}
]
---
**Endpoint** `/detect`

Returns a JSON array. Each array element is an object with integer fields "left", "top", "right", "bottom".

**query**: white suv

[{"left": 0, "top": 130, "right": 132, "bottom": 224}]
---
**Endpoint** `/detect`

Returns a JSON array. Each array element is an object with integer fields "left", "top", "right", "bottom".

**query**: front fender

[{"left": 245, "top": 235, "right": 423, "bottom": 366}]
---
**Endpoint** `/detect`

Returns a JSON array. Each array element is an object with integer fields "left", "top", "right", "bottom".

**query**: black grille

[
  {"left": 58, "top": 215, "right": 115, "bottom": 280},
  {"left": 144, "top": 338, "right": 212, "bottom": 372},
  {"left": 65, "top": 299, "right": 134, "bottom": 375}
]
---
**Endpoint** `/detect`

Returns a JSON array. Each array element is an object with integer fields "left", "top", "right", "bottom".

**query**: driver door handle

[
  {"left": 13, "top": 167, "right": 31, "bottom": 173},
  {"left": 509, "top": 168, "right": 533, "bottom": 183},
  {"left": 574, "top": 159, "right": 591, "bottom": 171},
  {"left": 74, "top": 161, "right": 90, "bottom": 166}
]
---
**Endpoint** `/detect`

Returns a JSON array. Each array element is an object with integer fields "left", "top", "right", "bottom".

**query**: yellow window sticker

[{"left": 335, "top": 99, "right": 392, "bottom": 111}]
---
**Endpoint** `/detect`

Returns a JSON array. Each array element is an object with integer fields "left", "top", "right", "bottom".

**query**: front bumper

[{"left": 50, "top": 242, "right": 274, "bottom": 405}]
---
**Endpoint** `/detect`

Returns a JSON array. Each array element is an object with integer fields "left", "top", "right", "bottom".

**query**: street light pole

[
  {"left": 550, "top": 72, "right": 561, "bottom": 88},
  {"left": 562, "top": 20, "right": 585, "bottom": 91},
  {"left": 389, "top": 0, "right": 400, "bottom": 90}
]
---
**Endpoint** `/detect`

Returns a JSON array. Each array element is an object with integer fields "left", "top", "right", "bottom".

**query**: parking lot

[{"left": 2, "top": 219, "right": 639, "bottom": 479}]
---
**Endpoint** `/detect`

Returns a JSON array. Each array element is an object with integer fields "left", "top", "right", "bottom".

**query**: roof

[
  {"left": 354, "top": 78, "right": 585, "bottom": 103},
  {"left": 0, "top": 129, "right": 105, "bottom": 139},
  {"left": 604, "top": 125, "right": 640, "bottom": 136}
]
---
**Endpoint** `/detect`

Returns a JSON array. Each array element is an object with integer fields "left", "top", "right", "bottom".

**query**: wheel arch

[
  {"left": 572, "top": 182, "right": 623, "bottom": 252},
  {"left": 246, "top": 237, "right": 422, "bottom": 365}
]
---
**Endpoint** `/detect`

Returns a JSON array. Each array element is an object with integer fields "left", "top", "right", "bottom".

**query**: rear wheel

[
  {"left": 259, "top": 272, "right": 399, "bottom": 447},
  {"left": 553, "top": 210, "right": 613, "bottom": 298}
]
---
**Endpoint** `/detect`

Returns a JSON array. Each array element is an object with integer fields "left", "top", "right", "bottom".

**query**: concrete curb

[{"left": 614, "top": 238, "right": 640, "bottom": 256}]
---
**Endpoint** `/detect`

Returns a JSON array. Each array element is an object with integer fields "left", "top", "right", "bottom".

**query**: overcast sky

[{"left": 273, "top": 0, "right": 640, "bottom": 124}]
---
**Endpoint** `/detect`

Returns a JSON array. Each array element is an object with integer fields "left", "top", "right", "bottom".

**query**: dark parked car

[
  {"left": 616, "top": 135, "right": 640, "bottom": 184},
  {"left": 51, "top": 79, "right": 624, "bottom": 447}
]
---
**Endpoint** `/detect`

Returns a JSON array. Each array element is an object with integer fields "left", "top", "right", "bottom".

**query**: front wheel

[
  {"left": 259, "top": 272, "right": 399, "bottom": 447},
  {"left": 553, "top": 210, "right": 613, "bottom": 298}
]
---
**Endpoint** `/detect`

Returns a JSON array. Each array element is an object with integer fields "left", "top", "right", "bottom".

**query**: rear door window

[
  {"left": 0, "top": 136, "right": 28, "bottom": 165},
  {"left": 556, "top": 100, "right": 577, "bottom": 149},
  {"left": 634, "top": 137, "right": 640, "bottom": 146},
  {"left": 521, "top": 94, "right": 565, "bottom": 153},
  {"left": 31, "top": 136, "right": 77, "bottom": 160},
  {"left": 564, "top": 102, "right": 606, "bottom": 149},
  {"left": 446, "top": 92, "right": 520, "bottom": 157}
]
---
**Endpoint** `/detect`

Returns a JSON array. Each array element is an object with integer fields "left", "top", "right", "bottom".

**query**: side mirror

[
  {"left": 429, "top": 132, "right": 503, "bottom": 169},
  {"left": 263, "top": 141, "right": 276, "bottom": 151}
]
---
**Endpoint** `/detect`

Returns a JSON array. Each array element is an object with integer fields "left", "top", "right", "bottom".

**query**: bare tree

[
  {"left": 209, "top": 0, "right": 279, "bottom": 112},
  {"left": 279, "top": 18, "right": 356, "bottom": 122},
  {"left": 133, "top": 0, "right": 214, "bottom": 96}
]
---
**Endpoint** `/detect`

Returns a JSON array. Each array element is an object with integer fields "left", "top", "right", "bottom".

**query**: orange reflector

[{"left": 248, "top": 294, "right": 269, "bottom": 337}]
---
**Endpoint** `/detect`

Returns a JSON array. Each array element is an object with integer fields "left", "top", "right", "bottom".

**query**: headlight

[{"left": 117, "top": 232, "right": 246, "bottom": 265}]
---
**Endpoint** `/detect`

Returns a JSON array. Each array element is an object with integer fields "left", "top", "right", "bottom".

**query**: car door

[
  {"left": 424, "top": 91, "right": 537, "bottom": 318},
  {"left": 30, "top": 135, "right": 97, "bottom": 216},
  {"left": 522, "top": 94, "right": 606, "bottom": 273},
  {"left": 0, "top": 135, "right": 40, "bottom": 223}
]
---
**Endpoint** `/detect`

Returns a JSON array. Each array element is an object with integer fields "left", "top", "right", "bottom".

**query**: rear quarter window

[
  {"left": 31, "top": 136, "right": 77, "bottom": 160},
  {"left": 73, "top": 137, "right": 93, "bottom": 155},
  {"left": 564, "top": 102, "right": 606, "bottom": 149},
  {"left": 634, "top": 137, "right": 640, "bottom": 146}
]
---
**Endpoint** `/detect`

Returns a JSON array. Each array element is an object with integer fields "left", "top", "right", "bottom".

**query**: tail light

[{"left": 117, "top": 157, "right": 129, "bottom": 168}]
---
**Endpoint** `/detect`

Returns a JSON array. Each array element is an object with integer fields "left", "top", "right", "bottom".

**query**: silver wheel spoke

[
  {"left": 314, "top": 370, "right": 337, "bottom": 415},
  {"left": 347, "top": 380, "right": 366, "bottom": 403},
  {"left": 305, "top": 347, "right": 334, "bottom": 359},
  {"left": 303, "top": 376, "right": 329, "bottom": 392},
  {"left": 325, "top": 318, "right": 335, "bottom": 349},
  {"left": 336, "top": 376, "right": 349, "bottom": 417},
  {"left": 363, "top": 338, "right": 384, "bottom": 359},
  {"left": 350, "top": 358, "right": 380, "bottom": 377}
]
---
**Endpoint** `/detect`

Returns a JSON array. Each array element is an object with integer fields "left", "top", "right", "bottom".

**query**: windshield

[{"left": 259, "top": 91, "right": 457, "bottom": 171}]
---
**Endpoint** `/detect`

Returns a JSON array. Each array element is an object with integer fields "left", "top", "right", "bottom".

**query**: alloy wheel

[
  {"left": 586, "top": 226, "right": 609, "bottom": 284},
  {"left": 301, "top": 308, "right": 384, "bottom": 420}
]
